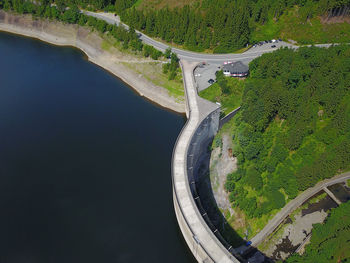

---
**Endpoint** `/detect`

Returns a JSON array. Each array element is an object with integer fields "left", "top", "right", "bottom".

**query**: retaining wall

[{"left": 172, "top": 61, "right": 240, "bottom": 263}]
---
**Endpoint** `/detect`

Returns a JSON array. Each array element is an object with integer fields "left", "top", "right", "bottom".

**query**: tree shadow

[{"left": 186, "top": 110, "right": 273, "bottom": 263}]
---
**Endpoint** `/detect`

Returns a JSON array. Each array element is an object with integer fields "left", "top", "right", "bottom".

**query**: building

[{"left": 223, "top": 61, "right": 249, "bottom": 77}]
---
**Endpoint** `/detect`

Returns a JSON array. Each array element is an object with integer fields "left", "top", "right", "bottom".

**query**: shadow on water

[
  {"left": 301, "top": 191, "right": 338, "bottom": 216},
  {"left": 186, "top": 110, "right": 272, "bottom": 263},
  {"left": 328, "top": 183, "right": 350, "bottom": 203}
]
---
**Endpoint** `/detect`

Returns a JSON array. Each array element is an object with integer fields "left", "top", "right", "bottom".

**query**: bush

[
  {"left": 246, "top": 166, "right": 263, "bottom": 190},
  {"left": 224, "top": 181, "right": 236, "bottom": 192}
]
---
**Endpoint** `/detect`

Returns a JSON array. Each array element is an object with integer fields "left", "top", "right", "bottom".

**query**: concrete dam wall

[{"left": 172, "top": 61, "right": 240, "bottom": 263}]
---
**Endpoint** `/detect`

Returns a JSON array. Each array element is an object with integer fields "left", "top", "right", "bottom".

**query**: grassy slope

[
  {"left": 122, "top": 62, "right": 184, "bottom": 100},
  {"left": 215, "top": 103, "right": 334, "bottom": 239},
  {"left": 252, "top": 6, "right": 350, "bottom": 44},
  {"left": 199, "top": 77, "right": 244, "bottom": 115},
  {"left": 222, "top": 98, "right": 349, "bottom": 239},
  {"left": 133, "top": 0, "right": 200, "bottom": 10},
  {"left": 100, "top": 33, "right": 184, "bottom": 100},
  {"left": 133, "top": 1, "right": 350, "bottom": 46},
  {"left": 203, "top": 46, "right": 350, "bottom": 240}
]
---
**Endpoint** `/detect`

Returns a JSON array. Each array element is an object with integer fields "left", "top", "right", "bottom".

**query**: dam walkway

[{"left": 172, "top": 60, "right": 240, "bottom": 263}]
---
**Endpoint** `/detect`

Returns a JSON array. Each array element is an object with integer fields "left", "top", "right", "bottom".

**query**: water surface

[{"left": 0, "top": 31, "right": 194, "bottom": 263}]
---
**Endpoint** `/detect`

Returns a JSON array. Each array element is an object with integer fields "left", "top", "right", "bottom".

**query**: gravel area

[{"left": 209, "top": 133, "right": 237, "bottom": 214}]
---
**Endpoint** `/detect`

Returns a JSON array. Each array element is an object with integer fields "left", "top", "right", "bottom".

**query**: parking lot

[
  {"left": 194, "top": 63, "right": 221, "bottom": 92},
  {"left": 193, "top": 40, "right": 294, "bottom": 92},
  {"left": 246, "top": 40, "right": 296, "bottom": 54}
]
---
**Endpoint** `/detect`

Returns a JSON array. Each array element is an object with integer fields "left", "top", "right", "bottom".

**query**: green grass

[
  {"left": 258, "top": 217, "right": 290, "bottom": 252},
  {"left": 101, "top": 39, "right": 112, "bottom": 51},
  {"left": 252, "top": 7, "right": 350, "bottom": 44},
  {"left": 132, "top": 0, "right": 143, "bottom": 8},
  {"left": 98, "top": 33, "right": 184, "bottom": 100},
  {"left": 199, "top": 77, "right": 244, "bottom": 115},
  {"left": 226, "top": 204, "right": 279, "bottom": 240},
  {"left": 122, "top": 62, "right": 184, "bottom": 100},
  {"left": 251, "top": 19, "right": 282, "bottom": 42}
]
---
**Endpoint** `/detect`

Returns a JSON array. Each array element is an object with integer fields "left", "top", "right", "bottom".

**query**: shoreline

[{"left": 0, "top": 10, "right": 186, "bottom": 114}]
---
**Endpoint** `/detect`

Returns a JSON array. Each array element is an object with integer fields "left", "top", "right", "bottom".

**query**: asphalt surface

[
  {"left": 194, "top": 63, "right": 221, "bottom": 92},
  {"left": 84, "top": 11, "right": 336, "bottom": 64},
  {"left": 83, "top": 11, "right": 298, "bottom": 64},
  {"left": 84, "top": 10, "right": 344, "bottom": 252}
]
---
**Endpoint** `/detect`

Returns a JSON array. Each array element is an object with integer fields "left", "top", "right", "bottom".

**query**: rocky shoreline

[{"left": 0, "top": 10, "right": 186, "bottom": 114}]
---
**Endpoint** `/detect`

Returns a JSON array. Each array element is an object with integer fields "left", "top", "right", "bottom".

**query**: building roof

[{"left": 223, "top": 61, "right": 249, "bottom": 74}]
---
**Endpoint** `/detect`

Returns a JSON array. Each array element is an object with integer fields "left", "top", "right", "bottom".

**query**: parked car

[
  {"left": 208, "top": 79, "right": 215, "bottom": 84},
  {"left": 271, "top": 45, "right": 277, "bottom": 48}
]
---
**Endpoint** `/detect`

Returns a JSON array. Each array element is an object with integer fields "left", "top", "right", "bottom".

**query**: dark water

[
  {"left": 328, "top": 183, "right": 350, "bottom": 203},
  {"left": 0, "top": 31, "right": 195, "bottom": 263},
  {"left": 301, "top": 191, "right": 337, "bottom": 216}
]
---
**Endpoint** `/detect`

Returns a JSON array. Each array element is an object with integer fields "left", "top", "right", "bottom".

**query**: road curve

[
  {"left": 83, "top": 11, "right": 295, "bottom": 63},
  {"left": 85, "top": 9, "right": 346, "bottom": 258},
  {"left": 83, "top": 11, "right": 337, "bottom": 64},
  {"left": 250, "top": 171, "right": 350, "bottom": 247},
  {"left": 172, "top": 60, "right": 240, "bottom": 263}
]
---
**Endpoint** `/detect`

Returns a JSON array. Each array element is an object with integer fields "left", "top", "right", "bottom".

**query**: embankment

[{"left": 0, "top": 10, "right": 185, "bottom": 113}]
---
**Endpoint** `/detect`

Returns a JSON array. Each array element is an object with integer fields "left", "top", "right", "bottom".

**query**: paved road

[
  {"left": 83, "top": 11, "right": 298, "bottom": 64},
  {"left": 84, "top": 11, "right": 338, "bottom": 64},
  {"left": 249, "top": 171, "right": 350, "bottom": 247},
  {"left": 85, "top": 9, "right": 345, "bottom": 256}
]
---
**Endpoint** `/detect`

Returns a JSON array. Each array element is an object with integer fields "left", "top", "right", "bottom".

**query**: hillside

[
  {"left": 12, "top": 0, "right": 348, "bottom": 53},
  {"left": 115, "top": 0, "right": 350, "bottom": 53},
  {"left": 132, "top": 0, "right": 198, "bottom": 10},
  {"left": 202, "top": 45, "right": 350, "bottom": 238}
]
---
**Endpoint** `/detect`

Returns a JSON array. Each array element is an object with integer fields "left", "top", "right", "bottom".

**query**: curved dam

[{"left": 172, "top": 61, "right": 241, "bottom": 263}]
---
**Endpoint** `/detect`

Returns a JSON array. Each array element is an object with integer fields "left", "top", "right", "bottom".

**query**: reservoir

[{"left": 0, "top": 31, "right": 195, "bottom": 263}]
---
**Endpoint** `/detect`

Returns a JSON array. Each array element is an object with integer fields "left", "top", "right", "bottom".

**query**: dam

[{"left": 172, "top": 61, "right": 241, "bottom": 263}]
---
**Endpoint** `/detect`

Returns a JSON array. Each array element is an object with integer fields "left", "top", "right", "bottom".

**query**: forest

[
  {"left": 286, "top": 201, "right": 350, "bottom": 263},
  {"left": 115, "top": 0, "right": 350, "bottom": 52},
  {"left": 2, "top": 0, "right": 348, "bottom": 52},
  {"left": 0, "top": 0, "right": 180, "bottom": 80},
  {"left": 220, "top": 45, "right": 350, "bottom": 220}
]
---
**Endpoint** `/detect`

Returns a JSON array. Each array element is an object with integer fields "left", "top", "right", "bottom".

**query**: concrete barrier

[
  {"left": 219, "top": 107, "right": 241, "bottom": 129},
  {"left": 172, "top": 60, "right": 241, "bottom": 263}
]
